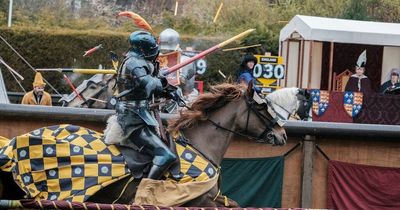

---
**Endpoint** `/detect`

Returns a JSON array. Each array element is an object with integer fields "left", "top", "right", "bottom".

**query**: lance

[
  {"left": 62, "top": 74, "right": 84, "bottom": 101},
  {"left": 36, "top": 68, "right": 117, "bottom": 74},
  {"left": 222, "top": 44, "right": 262, "bottom": 52},
  {"left": 83, "top": 44, "right": 103, "bottom": 57},
  {"left": 162, "top": 29, "right": 255, "bottom": 76}
]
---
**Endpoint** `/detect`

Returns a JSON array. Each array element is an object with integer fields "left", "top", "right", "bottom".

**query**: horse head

[
  {"left": 60, "top": 74, "right": 117, "bottom": 109},
  {"left": 168, "top": 83, "right": 288, "bottom": 148},
  {"left": 234, "top": 82, "right": 288, "bottom": 146},
  {"left": 265, "top": 87, "right": 312, "bottom": 121}
]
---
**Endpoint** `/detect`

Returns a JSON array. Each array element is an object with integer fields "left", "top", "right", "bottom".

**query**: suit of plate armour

[{"left": 116, "top": 51, "right": 176, "bottom": 179}]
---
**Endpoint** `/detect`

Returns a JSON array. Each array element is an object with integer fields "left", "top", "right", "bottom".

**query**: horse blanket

[{"left": 0, "top": 124, "right": 130, "bottom": 202}]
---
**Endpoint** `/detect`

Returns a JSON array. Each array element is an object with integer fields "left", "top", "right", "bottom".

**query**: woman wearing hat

[
  {"left": 345, "top": 50, "right": 373, "bottom": 94},
  {"left": 237, "top": 54, "right": 262, "bottom": 93},
  {"left": 238, "top": 54, "right": 257, "bottom": 85},
  {"left": 380, "top": 70, "right": 400, "bottom": 94},
  {"left": 21, "top": 72, "right": 52, "bottom": 106}
]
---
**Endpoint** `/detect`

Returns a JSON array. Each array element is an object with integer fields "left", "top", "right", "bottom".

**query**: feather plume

[{"left": 117, "top": 11, "right": 153, "bottom": 33}]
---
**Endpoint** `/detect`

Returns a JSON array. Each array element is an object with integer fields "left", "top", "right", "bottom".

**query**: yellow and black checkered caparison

[{"left": 0, "top": 124, "right": 130, "bottom": 202}]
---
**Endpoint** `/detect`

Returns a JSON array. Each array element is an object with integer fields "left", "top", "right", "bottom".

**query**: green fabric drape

[{"left": 221, "top": 156, "right": 284, "bottom": 207}]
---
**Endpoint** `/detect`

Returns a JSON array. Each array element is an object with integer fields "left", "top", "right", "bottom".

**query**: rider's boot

[
  {"left": 148, "top": 165, "right": 166, "bottom": 179},
  {"left": 147, "top": 149, "right": 176, "bottom": 179}
]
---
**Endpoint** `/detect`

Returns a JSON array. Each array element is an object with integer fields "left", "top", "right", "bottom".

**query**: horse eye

[{"left": 89, "top": 85, "right": 97, "bottom": 89}]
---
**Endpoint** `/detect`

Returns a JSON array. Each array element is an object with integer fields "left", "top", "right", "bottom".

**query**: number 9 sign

[
  {"left": 196, "top": 59, "right": 207, "bottom": 75},
  {"left": 253, "top": 64, "right": 285, "bottom": 79}
]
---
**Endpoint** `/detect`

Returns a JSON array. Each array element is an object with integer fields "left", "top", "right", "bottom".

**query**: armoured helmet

[
  {"left": 128, "top": 31, "right": 159, "bottom": 61},
  {"left": 159, "top": 28, "right": 180, "bottom": 51}
]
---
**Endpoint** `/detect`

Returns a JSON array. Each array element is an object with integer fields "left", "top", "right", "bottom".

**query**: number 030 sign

[{"left": 253, "top": 63, "right": 285, "bottom": 79}]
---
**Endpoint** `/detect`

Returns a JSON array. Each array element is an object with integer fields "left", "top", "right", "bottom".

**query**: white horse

[{"left": 252, "top": 87, "right": 312, "bottom": 122}]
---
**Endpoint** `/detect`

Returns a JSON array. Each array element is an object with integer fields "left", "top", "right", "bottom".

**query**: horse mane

[{"left": 168, "top": 83, "right": 245, "bottom": 132}]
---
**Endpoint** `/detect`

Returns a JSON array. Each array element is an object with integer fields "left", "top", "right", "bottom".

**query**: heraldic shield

[
  {"left": 311, "top": 89, "right": 329, "bottom": 116},
  {"left": 344, "top": 91, "right": 363, "bottom": 117}
]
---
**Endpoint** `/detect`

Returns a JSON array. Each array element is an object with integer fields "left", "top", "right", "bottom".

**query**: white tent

[
  {"left": 0, "top": 68, "right": 10, "bottom": 104},
  {"left": 279, "top": 15, "right": 400, "bottom": 89},
  {"left": 280, "top": 15, "right": 400, "bottom": 46}
]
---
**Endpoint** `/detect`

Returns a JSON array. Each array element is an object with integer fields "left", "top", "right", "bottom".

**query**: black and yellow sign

[{"left": 253, "top": 55, "right": 285, "bottom": 94}]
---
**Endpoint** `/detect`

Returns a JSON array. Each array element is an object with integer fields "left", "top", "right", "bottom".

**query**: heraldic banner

[
  {"left": 221, "top": 156, "right": 284, "bottom": 208},
  {"left": 327, "top": 160, "right": 400, "bottom": 210}
]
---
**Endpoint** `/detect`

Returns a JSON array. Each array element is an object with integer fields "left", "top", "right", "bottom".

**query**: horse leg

[{"left": 88, "top": 176, "right": 139, "bottom": 204}]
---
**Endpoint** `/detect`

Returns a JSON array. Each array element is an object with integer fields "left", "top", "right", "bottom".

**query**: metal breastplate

[{"left": 117, "top": 55, "right": 155, "bottom": 101}]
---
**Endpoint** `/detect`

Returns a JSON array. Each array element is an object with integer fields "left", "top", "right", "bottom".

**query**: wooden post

[
  {"left": 301, "top": 135, "right": 315, "bottom": 208},
  {"left": 284, "top": 41, "right": 290, "bottom": 87},
  {"left": 328, "top": 42, "right": 334, "bottom": 90},
  {"left": 298, "top": 40, "right": 305, "bottom": 87},
  {"left": 307, "top": 41, "right": 314, "bottom": 89}
]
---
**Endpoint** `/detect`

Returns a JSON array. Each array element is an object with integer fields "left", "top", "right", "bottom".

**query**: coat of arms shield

[
  {"left": 343, "top": 91, "right": 363, "bottom": 117},
  {"left": 311, "top": 89, "right": 330, "bottom": 116}
]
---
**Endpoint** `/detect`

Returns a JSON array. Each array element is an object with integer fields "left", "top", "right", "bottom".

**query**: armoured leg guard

[{"left": 129, "top": 126, "right": 176, "bottom": 179}]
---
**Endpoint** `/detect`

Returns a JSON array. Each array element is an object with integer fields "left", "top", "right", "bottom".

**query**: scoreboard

[{"left": 253, "top": 55, "right": 285, "bottom": 95}]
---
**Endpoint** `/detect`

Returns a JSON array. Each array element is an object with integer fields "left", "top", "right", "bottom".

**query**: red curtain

[{"left": 327, "top": 160, "right": 400, "bottom": 210}]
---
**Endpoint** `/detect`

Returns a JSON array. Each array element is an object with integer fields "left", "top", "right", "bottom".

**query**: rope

[
  {"left": 0, "top": 34, "right": 62, "bottom": 96},
  {"left": 316, "top": 144, "right": 330, "bottom": 161},
  {"left": 283, "top": 142, "right": 302, "bottom": 157},
  {"left": 112, "top": 176, "right": 135, "bottom": 204}
]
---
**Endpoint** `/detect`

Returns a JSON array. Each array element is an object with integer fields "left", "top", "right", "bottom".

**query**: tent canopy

[{"left": 280, "top": 15, "right": 400, "bottom": 46}]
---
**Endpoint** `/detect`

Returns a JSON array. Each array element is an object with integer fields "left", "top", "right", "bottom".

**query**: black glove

[{"left": 165, "top": 88, "right": 186, "bottom": 107}]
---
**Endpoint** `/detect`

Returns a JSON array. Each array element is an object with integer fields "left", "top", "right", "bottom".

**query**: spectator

[
  {"left": 21, "top": 72, "right": 52, "bottom": 106},
  {"left": 380, "top": 71, "right": 400, "bottom": 94},
  {"left": 237, "top": 54, "right": 261, "bottom": 91},
  {"left": 345, "top": 50, "right": 373, "bottom": 94}
]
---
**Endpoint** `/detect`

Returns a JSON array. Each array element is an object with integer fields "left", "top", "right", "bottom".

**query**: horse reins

[{"left": 206, "top": 94, "right": 279, "bottom": 144}]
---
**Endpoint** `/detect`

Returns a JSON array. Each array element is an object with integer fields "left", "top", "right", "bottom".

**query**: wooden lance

[
  {"left": 36, "top": 68, "right": 117, "bottom": 74},
  {"left": 162, "top": 29, "right": 255, "bottom": 76}
]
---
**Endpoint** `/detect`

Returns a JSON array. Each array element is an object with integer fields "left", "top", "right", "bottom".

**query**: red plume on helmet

[{"left": 117, "top": 11, "right": 153, "bottom": 33}]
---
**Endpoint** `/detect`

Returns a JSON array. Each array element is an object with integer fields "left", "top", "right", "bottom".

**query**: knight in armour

[{"left": 110, "top": 31, "right": 179, "bottom": 179}]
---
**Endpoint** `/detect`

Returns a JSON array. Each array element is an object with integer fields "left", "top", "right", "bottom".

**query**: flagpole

[{"left": 8, "top": 0, "right": 13, "bottom": 27}]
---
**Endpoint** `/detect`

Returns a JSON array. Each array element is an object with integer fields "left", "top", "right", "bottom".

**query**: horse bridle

[
  {"left": 206, "top": 94, "right": 281, "bottom": 144},
  {"left": 81, "top": 77, "right": 117, "bottom": 108}
]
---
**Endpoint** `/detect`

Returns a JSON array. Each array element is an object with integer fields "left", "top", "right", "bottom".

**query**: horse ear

[
  {"left": 246, "top": 80, "right": 255, "bottom": 98},
  {"left": 298, "top": 88, "right": 311, "bottom": 99},
  {"left": 298, "top": 88, "right": 308, "bottom": 95}
]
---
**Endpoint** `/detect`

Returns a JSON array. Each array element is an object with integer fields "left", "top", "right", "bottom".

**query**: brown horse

[
  {"left": 88, "top": 83, "right": 303, "bottom": 206},
  {"left": 0, "top": 84, "right": 312, "bottom": 207}
]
